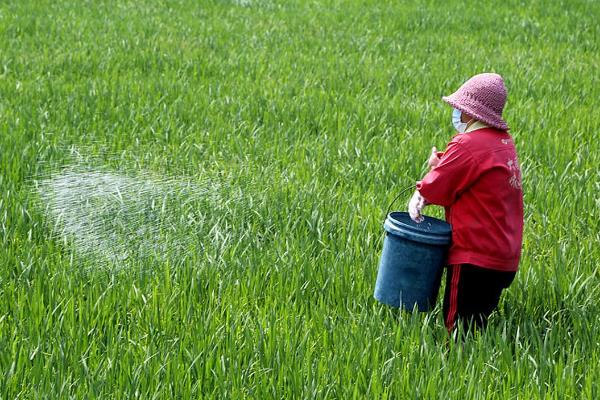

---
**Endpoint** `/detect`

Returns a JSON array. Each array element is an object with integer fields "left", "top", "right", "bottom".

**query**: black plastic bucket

[{"left": 374, "top": 212, "right": 452, "bottom": 311}]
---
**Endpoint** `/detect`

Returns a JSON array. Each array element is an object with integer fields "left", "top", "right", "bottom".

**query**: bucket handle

[{"left": 385, "top": 184, "right": 416, "bottom": 218}]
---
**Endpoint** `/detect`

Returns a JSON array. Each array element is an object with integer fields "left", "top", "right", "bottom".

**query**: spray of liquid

[{"left": 34, "top": 161, "right": 266, "bottom": 271}]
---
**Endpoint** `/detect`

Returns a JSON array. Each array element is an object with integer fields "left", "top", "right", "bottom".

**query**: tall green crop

[{"left": 0, "top": 0, "right": 598, "bottom": 398}]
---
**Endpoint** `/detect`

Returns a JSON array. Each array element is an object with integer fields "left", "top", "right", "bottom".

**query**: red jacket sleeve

[{"left": 416, "top": 137, "right": 477, "bottom": 207}]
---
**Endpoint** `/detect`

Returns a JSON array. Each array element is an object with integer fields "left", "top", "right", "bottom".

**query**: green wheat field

[{"left": 1, "top": 0, "right": 599, "bottom": 398}]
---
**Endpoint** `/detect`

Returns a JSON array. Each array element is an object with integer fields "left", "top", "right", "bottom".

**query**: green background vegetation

[{"left": 1, "top": 0, "right": 598, "bottom": 398}]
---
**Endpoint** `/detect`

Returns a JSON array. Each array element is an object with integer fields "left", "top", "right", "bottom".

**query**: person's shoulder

[
  {"left": 465, "top": 128, "right": 510, "bottom": 146},
  {"left": 466, "top": 128, "right": 516, "bottom": 160},
  {"left": 449, "top": 128, "right": 504, "bottom": 156},
  {"left": 473, "top": 127, "right": 510, "bottom": 138},
  {"left": 445, "top": 134, "right": 475, "bottom": 159},
  {"left": 449, "top": 133, "right": 469, "bottom": 145},
  {"left": 448, "top": 133, "right": 473, "bottom": 150}
]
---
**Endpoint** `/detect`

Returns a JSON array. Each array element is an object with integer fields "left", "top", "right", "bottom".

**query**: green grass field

[{"left": 1, "top": 0, "right": 599, "bottom": 398}]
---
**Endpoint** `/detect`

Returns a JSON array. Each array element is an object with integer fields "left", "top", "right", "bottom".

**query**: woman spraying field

[{"left": 408, "top": 73, "right": 524, "bottom": 334}]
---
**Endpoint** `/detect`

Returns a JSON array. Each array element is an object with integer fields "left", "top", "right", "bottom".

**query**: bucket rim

[{"left": 384, "top": 212, "right": 451, "bottom": 245}]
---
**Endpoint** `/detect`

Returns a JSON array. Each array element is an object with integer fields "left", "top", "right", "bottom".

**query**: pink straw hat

[{"left": 442, "top": 73, "right": 509, "bottom": 131}]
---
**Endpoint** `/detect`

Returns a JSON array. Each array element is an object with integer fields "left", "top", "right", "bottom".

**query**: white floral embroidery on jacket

[{"left": 507, "top": 158, "right": 522, "bottom": 189}]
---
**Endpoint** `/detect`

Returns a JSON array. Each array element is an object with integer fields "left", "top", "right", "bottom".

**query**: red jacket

[{"left": 417, "top": 128, "right": 524, "bottom": 272}]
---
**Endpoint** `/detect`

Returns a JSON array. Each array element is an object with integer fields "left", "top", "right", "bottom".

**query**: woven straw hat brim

[{"left": 443, "top": 95, "right": 509, "bottom": 131}]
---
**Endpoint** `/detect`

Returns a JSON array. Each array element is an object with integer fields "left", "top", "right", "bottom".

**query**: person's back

[{"left": 419, "top": 127, "right": 524, "bottom": 272}]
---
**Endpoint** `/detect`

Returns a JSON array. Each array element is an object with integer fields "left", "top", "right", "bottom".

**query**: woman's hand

[
  {"left": 428, "top": 146, "right": 441, "bottom": 169},
  {"left": 408, "top": 190, "right": 428, "bottom": 223}
]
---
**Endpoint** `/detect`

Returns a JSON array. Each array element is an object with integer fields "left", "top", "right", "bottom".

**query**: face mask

[{"left": 452, "top": 108, "right": 468, "bottom": 133}]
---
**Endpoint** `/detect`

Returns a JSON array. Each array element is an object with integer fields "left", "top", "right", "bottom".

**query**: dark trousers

[{"left": 443, "top": 264, "right": 516, "bottom": 334}]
